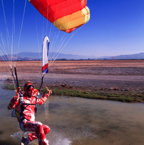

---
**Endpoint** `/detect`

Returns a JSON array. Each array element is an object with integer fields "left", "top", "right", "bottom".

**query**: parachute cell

[{"left": 29, "top": 0, "right": 90, "bottom": 33}]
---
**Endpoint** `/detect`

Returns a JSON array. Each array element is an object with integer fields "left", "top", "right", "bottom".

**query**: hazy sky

[{"left": 0, "top": 0, "right": 144, "bottom": 58}]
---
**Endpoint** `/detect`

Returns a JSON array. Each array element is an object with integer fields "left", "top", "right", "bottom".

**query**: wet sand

[{"left": 1, "top": 88, "right": 144, "bottom": 145}]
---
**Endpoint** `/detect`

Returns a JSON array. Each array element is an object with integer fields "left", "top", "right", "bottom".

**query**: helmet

[
  {"left": 26, "top": 85, "right": 34, "bottom": 97},
  {"left": 26, "top": 85, "right": 34, "bottom": 92},
  {"left": 24, "top": 81, "right": 32, "bottom": 92}
]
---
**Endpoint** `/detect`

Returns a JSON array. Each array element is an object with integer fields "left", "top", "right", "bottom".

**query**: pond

[{"left": 0, "top": 88, "right": 144, "bottom": 145}]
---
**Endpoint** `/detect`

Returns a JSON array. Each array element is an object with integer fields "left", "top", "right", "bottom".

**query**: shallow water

[{"left": 1, "top": 88, "right": 144, "bottom": 145}]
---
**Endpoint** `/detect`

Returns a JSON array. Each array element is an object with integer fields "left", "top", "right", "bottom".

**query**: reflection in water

[
  {"left": 44, "top": 99, "right": 49, "bottom": 119},
  {"left": 1, "top": 88, "right": 144, "bottom": 145}
]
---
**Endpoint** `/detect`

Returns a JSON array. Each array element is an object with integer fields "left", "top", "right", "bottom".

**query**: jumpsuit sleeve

[
  {"left": 7, "top": 94, "right": 19, "bottom": 109},
  {"left": 36, "top": 94, "right": 50, "bottom": 105},
  {"left": 33, "top": 89, "right": 40, "bottom": 96}
]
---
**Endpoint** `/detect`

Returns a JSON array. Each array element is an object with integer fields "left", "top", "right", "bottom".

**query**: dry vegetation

[{"left": 1, "top": 60, "right": 144, "bottom": 102}]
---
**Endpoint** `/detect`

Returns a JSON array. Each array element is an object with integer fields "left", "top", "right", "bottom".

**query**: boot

[{"left": 21, "top": 137, "right": 29, "bottom": 145}]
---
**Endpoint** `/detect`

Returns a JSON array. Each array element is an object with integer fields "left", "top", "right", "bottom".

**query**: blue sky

[{"left": 0, "top": 0, "right": 144, "bottom": 58}]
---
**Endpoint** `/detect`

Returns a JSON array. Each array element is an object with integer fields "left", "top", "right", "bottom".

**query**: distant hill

[
  {"left": 98, "top": 52, "right": 144, "bottom": 60},
  {"left": 0, "top": 54, "right": 36, "bottom": 61},
  {"left": 0, "top": 52, "right": 144, "bottom": 61},
  {"left": 17, "top": 52, "right": 96, "bottom": 60},
  {"left": 0, "top": 52, "right": 96, "bottom": 61}
]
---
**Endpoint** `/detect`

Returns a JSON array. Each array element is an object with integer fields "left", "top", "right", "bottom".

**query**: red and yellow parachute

[{"left": 29, "top": 0, "right": 90, "bottom": 33}]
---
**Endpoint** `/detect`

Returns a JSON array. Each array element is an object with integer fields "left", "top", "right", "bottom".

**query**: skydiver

[{"left": 7, "top": 82, "right": 52, "bottom": 145}]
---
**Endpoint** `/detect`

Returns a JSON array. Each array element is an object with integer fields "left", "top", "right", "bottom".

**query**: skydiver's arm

[
  {"left": 33, "top": 89, "right": 40, "bottom": 96},
  {"left": 36, "top": 90, "right": 52, "bottom": 105},
  {"left": 7, "top": 93, "right": 19, "bottom": 109},
  {"left": 7, "top": 87, "right": 21, "bottom": 109}
]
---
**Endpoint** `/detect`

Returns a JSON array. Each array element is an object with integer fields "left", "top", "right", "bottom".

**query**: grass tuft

[{"left": 2, "top": 84, "right": 144, "bottom": 103}]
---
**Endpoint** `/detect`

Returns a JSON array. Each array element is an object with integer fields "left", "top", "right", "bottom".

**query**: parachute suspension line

[
  {"left": 46, "top": 4, "right": 49, "bottom": 37},
  {"left": 62, "top": 25, "right": 83, "bottom": 48},
  {"left": 48, "top": 1, "right": 74, "bottom": 65},
  {"left": 0, "top": 49, "right": 15, "bottom": 87},
  {"left": 9, "top": 66, "right": 16, "bottom": 89},
  {"left": 54, "top": 1, "right": 84, "bottom": 62},
  {"left": 17, "top": 0, "right": 27, "bottom": 55},
  {"left": 49, "top": 30, "right": 72, "bottom": 66},
  {"left": 0, "top": 50, "right": 8, "bottom": 62},
  {"left": 51, "top": 1, "right": 61, "bottom": 46},
  {"left": 45, "top": 4, "right": 52, "bottom": 61},
  {"left": 0, "top": 44, "right": 16, "bottom": 87},
  {"left": 43, "top": 16, "right": 45, "bottom": 40},
  {"left": 49, "top": 32, "right": 69, "bottom": 66},
  {"left": 61, "top": 33, "right": 66, "bottom": 42},
  {"left": 48, "top": 0, "right": 60, "bottom": 40},
  {"left": 47, "top": 22, "right": 57, "bottom": 62},
  {"left": 11, "top": 0, "right": 15, "bottom": 66},
  {"left": 0, "top": 44, "right": 11, "bottom": 62},
  {"left": 48, "top": 22, "right": 52, "bottom": 39},
  {"left": 0, "top": 33, "right": 6, "bottom": 49},
  {"left": 1, "top": 0, "right": 15, "bottom": 76},
  {"left": 49, "top": 2, "right": 62, "bottom": 59},
  {"left": 1, "top": 0, "right": 11, "bottom": 60},
  {"left": 6, "top": 66, "right": 16, "bottom": 88},
  {"left": 48, "top": 24, "right": 56, "bottom": 61},
  {"left": 0, "top": 34, "right": 12, "bottom": 68},
  {"left": 50, "top": 2, "right": 65, "bottom": 61},
  {"left": 50, "top": 30, "right": 60, "bottom": 59},
  {"left": 49, "top": 34, "right": 67, "bottom": 65},
  {"left": 50, "top": 27, "right": 82, "bottom": 66},
  {"left": 49, "top": 36, "right": 68, "bottom": 66},
  {"left": 49, "top": 32, "right": 67, "bottom": 62},
  {"left": 50, "top": 32, "right": 67, "bottom": 62},
  {"left": 49, "top": 4, "right": 73, "bottom": 64},
  {"left": 0, "top": 34, "right": 11, "bottom": 61},
  {"left": 34, "top": 8, "right": 41, "bottom": 60},
  {"left": 50, "top": 1, "right": 67, "bottom": 62},
  {"left": 1, "top": 0, "right": 16, "bottom": 88}
]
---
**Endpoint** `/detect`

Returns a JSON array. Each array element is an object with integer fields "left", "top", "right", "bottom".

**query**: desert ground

[{"left": 0, "top": 60, "right": 144, "bottom": 92}]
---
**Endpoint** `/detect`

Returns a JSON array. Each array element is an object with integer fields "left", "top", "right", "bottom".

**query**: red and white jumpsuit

[{"left": 8, "top": 89, "right": 50, "bottom": 145}]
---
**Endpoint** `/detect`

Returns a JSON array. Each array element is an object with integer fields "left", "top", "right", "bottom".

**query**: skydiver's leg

[
  {"left": 20, "top": 119, "right": 50, "bottom": 144},
  {"left": 28, "top": 124, "right": 50, "bottom": 142},
  {"left": 35, "top": 124, "right": 50, "bottom": 145},
  {"left": 28, "top": 132, "right": 37, "bottom": 142},
  {"left": 42, "top": 124, "right": 50, "bottom": 134}
]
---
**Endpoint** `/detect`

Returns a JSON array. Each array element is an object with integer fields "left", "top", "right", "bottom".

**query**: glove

[
  {"left": 48, "top": 90, "right": 52, "bottom": 95},
  {"left": 14, "top": 87, "right": 21, "bottom": 101},
  {"left": 45, "top": 89, "right": 52, "bottom": 98},
  {"left": 16, "top": 87, "right": 22, "bottom": 93}
]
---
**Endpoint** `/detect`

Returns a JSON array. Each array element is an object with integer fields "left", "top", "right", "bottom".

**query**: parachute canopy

[{"left": 29, "top": 0, "right": 90, "bottom": 33}]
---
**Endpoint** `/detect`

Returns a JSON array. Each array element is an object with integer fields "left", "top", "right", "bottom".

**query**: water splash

[
  {"left": 52, "top": 138, "right": 72, "bottom": 145},
  {"left": 48, "top": 132, "right": 72, "bottom": 145},
  {"left": 11, "top": 131, "right": 37, "bottom": 145},
  {"left": 11, "top": 130, "right": 72, "bottom": 145}
]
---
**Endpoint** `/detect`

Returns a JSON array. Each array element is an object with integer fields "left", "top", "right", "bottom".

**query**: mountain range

[
  {"left": 17, "top": 52, "right": 96, "bottom": 60},
  {"left": 100, "top": 52, "right": 144, "bottom": 60},
  {"left": 0, "top": 52, "right": 144, "bottom": 61}
]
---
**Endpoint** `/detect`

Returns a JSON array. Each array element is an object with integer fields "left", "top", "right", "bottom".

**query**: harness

[
  {"left": 10, "top": 67, "right": 38, "bottom": 120},
  {"left": 20, "top": 103, "right": 37, "bottom": 116},
  {"left": 11, "top": 92, "right": 38, "bottom": 120},
  {"left": 19, "top": 93, "right": 37, "bottom": 116}
]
